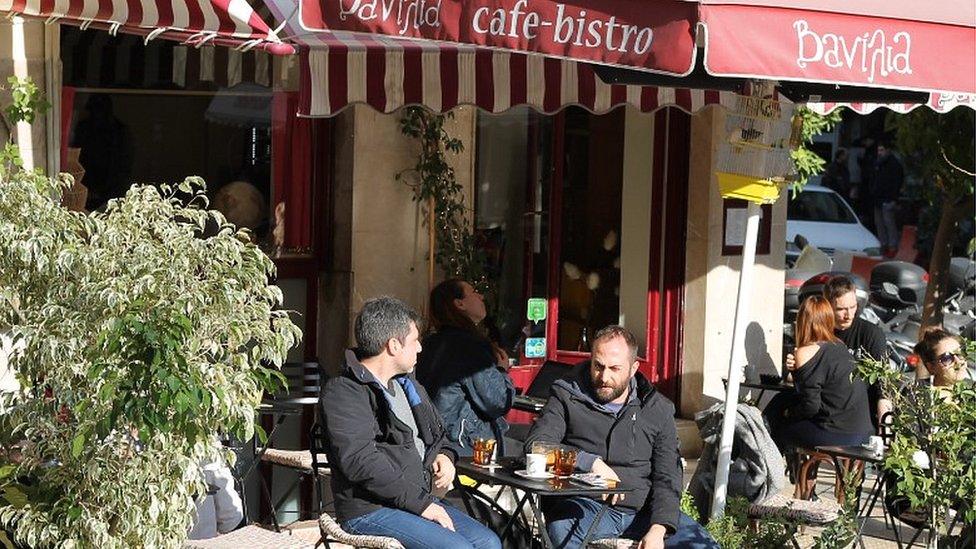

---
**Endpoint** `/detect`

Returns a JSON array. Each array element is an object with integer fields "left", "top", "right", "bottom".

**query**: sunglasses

[{"left": 936, "top": 351, "right": 963, "bottom": 366}]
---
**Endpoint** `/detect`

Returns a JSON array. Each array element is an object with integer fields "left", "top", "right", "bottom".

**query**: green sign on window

[{"left": 526, "top": 298, "right": 547, "bottom": 322}]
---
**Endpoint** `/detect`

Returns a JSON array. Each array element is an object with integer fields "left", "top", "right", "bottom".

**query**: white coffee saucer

[{"left": 514, "top": 469, "right": 554, "bottom": 480}]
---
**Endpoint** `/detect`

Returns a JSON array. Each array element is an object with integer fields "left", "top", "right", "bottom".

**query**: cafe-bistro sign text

[{"left": 301, "top": 0, "right": 698, "bottom": 76}]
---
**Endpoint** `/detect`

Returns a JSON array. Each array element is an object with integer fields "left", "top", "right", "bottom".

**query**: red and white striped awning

[
  {"left": 297, "top": 33, "right": 732, "bottom": 117},
  {"left": 0, "top": 0, "right": 294, "bottom": 54},
  {"left": 805, "top": 94, "right": 976, "bottom": 115}
]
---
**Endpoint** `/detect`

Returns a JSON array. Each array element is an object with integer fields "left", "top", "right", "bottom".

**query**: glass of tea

[
  {"left": 553, "top": 448, "right": 578, "bottom": 477},
  {"left": 472, "top": 438, "right": 497, "bottom": 466}
]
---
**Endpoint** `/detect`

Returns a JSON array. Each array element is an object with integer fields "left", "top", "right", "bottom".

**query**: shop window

[
  {"left": 555, "top": 108, "right": 625, "bottom": 351},
  {"left": 474, "top": 107, "right": 553, "bottom": 353},
  {"left": 60, "top": 28, "right": 316, "bottom": 258},
  {"left": 475, "top": 106, "right": 639, "bottom": 359}
]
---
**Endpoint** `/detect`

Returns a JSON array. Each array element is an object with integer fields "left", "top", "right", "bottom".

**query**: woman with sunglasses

[{"left": 914, "top": 328, "right": 969, "bottom": 394}]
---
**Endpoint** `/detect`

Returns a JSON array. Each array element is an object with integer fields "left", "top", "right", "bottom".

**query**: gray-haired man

[{"left": 319, "top": 296, "right": 501, "bottom": 549}]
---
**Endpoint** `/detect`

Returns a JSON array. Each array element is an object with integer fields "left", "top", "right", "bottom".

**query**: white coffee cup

[{"left": 525, "top": 453, "right": 547, "bottom": 476}]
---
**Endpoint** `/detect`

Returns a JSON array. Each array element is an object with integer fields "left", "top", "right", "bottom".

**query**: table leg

[
  {"left": 527, "top": 495, "right": 554, "bottom": 549},
  {"left": 579, "top": 501, "right": 610, "bottom": 548}
]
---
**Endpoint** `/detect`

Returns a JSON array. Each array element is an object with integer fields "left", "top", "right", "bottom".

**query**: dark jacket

[
  {"left": 320, "top": 349, "right": 458, "bottom": 523},
  {"left": 789, "top": 341, "right": 873, "bottom": 435},
  {"left": 416, "top": 327, "right": 516, "bottom": 456},
  {"left": 524, "top": 371, "right": 682, "bottom": 534},
  {"left": 836, "top": 317, "right": 888, "bottom": 428},
  {"left": 870, "top": 154, "right": 904, "bottom": 203}
]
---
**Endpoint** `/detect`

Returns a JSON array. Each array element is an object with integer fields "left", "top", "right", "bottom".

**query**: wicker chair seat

[
  {"left": 260, "top": 448, "right": 330, "bottom": 476},
  {"left": 183, "top": 524, "right": 314, "bottom": 548},
  {"left": 319, "top": 513, "right": 404, "bottom": 549},
  {"left": 747, "top": 493, "right": 841, "bottom": 525}
]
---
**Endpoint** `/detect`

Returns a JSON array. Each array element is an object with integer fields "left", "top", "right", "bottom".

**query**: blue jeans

[
  {"left": 342, "top": 499, "right": 501, "bottom": 549},
  {"left": 542, "top": 496, "right": 718, "bottom": 549}
]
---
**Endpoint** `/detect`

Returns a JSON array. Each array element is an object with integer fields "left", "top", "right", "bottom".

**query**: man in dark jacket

[
  {"left": 320, "top": 297, "right": 501, "bottom": 549},
  {"left": 870, "top": 141, "right": 905, "bottom": 255},
  {"left": 525, "top": 326, "right": 716, "bottom": 549}
]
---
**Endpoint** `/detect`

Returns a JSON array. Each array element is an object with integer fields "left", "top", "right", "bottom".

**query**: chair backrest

[
  {"left": 272, "top": 361, "right": 322, "bottom": 406},
  {"left": 525, "top": 360, "right": 583, "bottom": 399}
]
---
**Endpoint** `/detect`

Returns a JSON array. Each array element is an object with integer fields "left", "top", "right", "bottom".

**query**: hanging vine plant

[{"left": 397, "top": 106, "right": 491, "bottom": 295}]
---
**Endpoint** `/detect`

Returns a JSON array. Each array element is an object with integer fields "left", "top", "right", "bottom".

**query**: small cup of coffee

[{"left": 525, "top": 453, "right": 547, "bottom": 476}]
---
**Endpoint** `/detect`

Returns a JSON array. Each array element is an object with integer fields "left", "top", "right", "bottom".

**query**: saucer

[
  {"left": 472, "top": 462, "right": 503, "bottom": 469},
  {"left": 514, "top": 469, "right": 554, "bottom": 480}
]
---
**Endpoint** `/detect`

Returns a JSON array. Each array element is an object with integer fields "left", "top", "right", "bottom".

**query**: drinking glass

[
  {"left": 473, "top": 438, "right": 497, "bottom": 466},
  {"left": 553, "top": 448, "right": 578, "bottom": 477}
]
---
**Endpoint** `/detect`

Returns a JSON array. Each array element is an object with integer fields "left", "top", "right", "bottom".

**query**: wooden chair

[{"left": 793, "top": 448, "right": 864, "bottom": 505}]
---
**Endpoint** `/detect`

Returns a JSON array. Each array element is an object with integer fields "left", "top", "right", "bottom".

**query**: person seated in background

[
  {"left": 770, "top": 295, "right": 874, "bottom": 452},
  {"left": 787, "top": 276, "right": 891, "bottom": 428},
  {"left": 320, "top": 297, "right": 501, "bottom": 549},
  {"left": 416, "top": 279, "right": 517, "bottom": 457},
  {"left": 525, "top": 325, "right": 717, "bottom": 549}
]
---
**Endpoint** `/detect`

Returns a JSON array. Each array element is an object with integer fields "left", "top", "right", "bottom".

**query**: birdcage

[{"left": 716, "top": 93, "right": 800, "bottom": 204}]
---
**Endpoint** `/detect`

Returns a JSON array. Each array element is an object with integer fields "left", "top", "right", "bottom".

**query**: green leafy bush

[
  {"left": 0, "top": 164, "right": 300, "bottom": 547},
  {"left": 856, "top": 341, "right": 976, "bottom": 546}
]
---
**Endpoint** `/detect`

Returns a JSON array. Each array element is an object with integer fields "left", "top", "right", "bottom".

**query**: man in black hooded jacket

[{"left": 525, "top": 326, "right": 717, "bottom": 549}]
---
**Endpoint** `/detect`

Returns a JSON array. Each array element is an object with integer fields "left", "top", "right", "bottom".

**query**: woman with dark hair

[
  {"left": 914, "top": 328, "right": 968, "bottom": 392},
  {"left": 416, "top": 279, "right": 517, "bottom": 457},
  {"left": 770, "top": 295, "right": 874, "bottom": 451}
]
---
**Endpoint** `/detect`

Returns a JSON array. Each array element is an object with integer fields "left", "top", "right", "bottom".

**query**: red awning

[
  {"left": 0, "top": 0, "right": 294, "bottom": 54},
  {"left": 698, "top": 0, "right": 975, "bottom": 96},
  {"left": 292, "top": 0, "right": 975, "bottom": 107}
]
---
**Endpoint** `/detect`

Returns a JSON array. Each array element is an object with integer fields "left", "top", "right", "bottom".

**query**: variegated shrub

[{"left": 0, "top": 164, "right": 301, "bottom": 548}]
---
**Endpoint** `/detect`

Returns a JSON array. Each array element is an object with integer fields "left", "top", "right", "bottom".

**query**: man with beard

[{"left": 524, "top": 326, "right": 716, "bottom": 549}]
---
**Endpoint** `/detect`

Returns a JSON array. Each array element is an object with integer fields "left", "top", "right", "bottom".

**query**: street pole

[{"left": 710, "top": 199, "right": 762, "bottom": 520}]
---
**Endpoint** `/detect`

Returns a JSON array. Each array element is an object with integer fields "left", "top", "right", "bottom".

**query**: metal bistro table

[
  {"left": 512, "top": 394, "right": 547, "bottom": 414},
  {"left": 814, "top": 445, "right": 891, "bottom": 549},
  {"left": 722, "top": 377, "right": 795, "bottom": 404},
  {"left": 455, "top": 457, "right": 631, "bottom": 549}
]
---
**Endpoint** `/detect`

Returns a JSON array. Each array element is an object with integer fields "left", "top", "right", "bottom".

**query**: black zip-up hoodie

[
  {"left": 524, "top": 371, "right": 682, "bottom": 534},
  {"left": 320, "top": 349, "right": 458, "bottom": 523}
]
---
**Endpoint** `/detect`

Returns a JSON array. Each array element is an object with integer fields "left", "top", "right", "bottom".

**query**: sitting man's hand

[
  {"left": 637, "top": 524, "right": 667, "bottom": 549},
  {"left": 432, "top": 453, "right": 456, "bottom": 491},
  {"left": 421, "top": 502, "right": 455, "bottom": 531},
  {"left": 592, "top": 458, "right": 625, "bottom": 505}
]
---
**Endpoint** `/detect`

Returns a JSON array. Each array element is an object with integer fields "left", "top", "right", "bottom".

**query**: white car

[{"left": 786, "top": 185, "right": 882, "bottom": 265}]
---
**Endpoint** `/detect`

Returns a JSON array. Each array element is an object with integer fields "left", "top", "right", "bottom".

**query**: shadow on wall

[{"left": 744, "top": 322, "right": 778, "bottom": 380}]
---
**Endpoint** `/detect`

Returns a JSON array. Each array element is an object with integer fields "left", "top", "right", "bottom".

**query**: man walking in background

[{"left": 871, "top": 140, "right": 905, "bottom": 257}]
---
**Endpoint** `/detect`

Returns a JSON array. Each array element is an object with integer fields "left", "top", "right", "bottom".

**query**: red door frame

[{"left": 513, "top": 107, "right": 690, "bottom": 406}]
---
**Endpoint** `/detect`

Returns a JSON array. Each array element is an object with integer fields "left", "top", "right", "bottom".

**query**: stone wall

[
  {"left": 680, "top": 106, "right": 787, "bottom": 417},
  {"left": 317, "top": 105, "right": 477, "bottom": 372}
]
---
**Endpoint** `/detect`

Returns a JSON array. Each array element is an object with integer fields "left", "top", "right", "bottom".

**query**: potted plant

[{"left": 0, "top": 158, "right": 301, "bottom": 547}]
